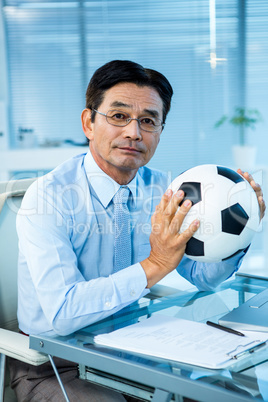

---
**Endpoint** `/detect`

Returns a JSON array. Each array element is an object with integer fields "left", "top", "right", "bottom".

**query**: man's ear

[{"left": 81, "top": 109, "right": 94, "bottom": 141}]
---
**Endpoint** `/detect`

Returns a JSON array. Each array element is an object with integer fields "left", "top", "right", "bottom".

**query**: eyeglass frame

[{"left": 91, "top": 108, "right": 165, "bottom": 133}]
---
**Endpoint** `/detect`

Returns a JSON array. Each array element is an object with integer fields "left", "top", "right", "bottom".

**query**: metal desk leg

[
  {"left": 48, "top": 355, "right": 70, "bottom": 402},
  {"left": 152, "top": 388, "right": 172, "bottom": 402},
  {"left": 0, "top": 354, "right": 6, "bottom": 402}
]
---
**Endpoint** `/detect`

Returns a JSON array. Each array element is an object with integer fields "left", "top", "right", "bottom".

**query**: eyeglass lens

[{"left": 106, "top": 110, "right": 162, "bottom": 132}]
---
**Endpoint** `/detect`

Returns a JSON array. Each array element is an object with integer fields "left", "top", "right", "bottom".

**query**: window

[
  {"left": 2, "top": 0, "right": 268, "bottom": 270},
  {"left": 2, "top": 0, "right": 267, "bottom": 176}
]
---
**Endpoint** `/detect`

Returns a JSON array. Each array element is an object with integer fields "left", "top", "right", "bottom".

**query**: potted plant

[{"left": 215, "top": 107, "right": 262, "bottom": 170}]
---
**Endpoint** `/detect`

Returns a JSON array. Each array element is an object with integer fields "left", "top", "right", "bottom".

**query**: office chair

[{"left": 0, "top": 178, "right": 69, "bottom": 402}]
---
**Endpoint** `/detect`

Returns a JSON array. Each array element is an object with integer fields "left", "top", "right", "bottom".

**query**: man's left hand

[{"left": 237, "top": 168, "right": 266, "bottom": 220}]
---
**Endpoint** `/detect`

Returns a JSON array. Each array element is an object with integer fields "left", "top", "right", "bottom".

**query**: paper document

[{"left": 94, "top": 315, "right": 268, "bottom": 369}]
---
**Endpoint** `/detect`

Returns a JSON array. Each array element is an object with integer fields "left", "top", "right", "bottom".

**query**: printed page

[{"left": 94, "top": 315, "right": 268, "bottom": 369}]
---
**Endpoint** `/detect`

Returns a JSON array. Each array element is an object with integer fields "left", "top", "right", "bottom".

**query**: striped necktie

[{"left": 113, "top": 186, "right": 131, "bottom": 272}]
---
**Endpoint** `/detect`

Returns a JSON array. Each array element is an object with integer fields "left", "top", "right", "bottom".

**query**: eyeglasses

[{"left": 92, "top": 109, "right": 164, "bottom": 133}]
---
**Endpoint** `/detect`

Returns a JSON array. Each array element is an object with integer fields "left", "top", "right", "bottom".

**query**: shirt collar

[{"left": 83, "top": 151, "right": 137, "bottom": 208}]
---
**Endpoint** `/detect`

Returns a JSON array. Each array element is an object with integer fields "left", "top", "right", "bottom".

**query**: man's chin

[{"left": 119, "top": 161, "right": 143, "bottom": 171}]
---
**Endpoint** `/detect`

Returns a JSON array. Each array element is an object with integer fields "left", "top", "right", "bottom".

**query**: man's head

[
  {"left": 82, "top": 61, "right": 173, "bottom": 184},
  {"left": 85, "top": 60, "right": 173, "bottom": 125}
]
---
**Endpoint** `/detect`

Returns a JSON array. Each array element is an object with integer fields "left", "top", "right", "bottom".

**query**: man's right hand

[{"left": 140, "top": 189, "right": 200, "bottom": 288}]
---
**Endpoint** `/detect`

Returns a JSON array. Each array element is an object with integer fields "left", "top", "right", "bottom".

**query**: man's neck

[
  {"left": 89, "top": 150, "right": 138, "bottom": 185},
  {"left": 103, "top": 166, "right": 137, "bottom": 185}
]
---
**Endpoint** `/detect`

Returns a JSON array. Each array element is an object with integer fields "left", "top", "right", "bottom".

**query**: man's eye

[
  {"left": 141, "top": 117, "right": 155, "bottom": 126},
  {"left": 112, "top": 113, "right": 128, "bottom": 120}
]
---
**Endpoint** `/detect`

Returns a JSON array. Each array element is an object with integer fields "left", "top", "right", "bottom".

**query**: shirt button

[
  {"left": 130, "top": 289, "right": 136, "bottom": 297},
  {"left": 105, "top": 301, "right": 111, "bottom": 307}
]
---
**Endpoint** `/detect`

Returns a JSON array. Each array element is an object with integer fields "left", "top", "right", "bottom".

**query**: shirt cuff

[
  {"left": 112, "top": 263, "right": 149, "bottom": 303},
  {"left": 223, "top": 245, "right": 250, "bottom": 273}
]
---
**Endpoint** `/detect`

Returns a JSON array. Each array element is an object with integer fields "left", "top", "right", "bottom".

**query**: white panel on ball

[{"left": 169, "top": 165, "right": 260, "bottom": 262}]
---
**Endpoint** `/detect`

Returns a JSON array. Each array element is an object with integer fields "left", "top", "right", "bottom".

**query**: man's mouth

[{"left": 118, "top": 146, "right": 142, "bottom": 153}]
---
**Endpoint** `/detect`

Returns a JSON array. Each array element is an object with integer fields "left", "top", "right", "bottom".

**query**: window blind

[
  {"left": 246, "top": 0, "right": 268, "bottom": 163},
  {"left": 3, "top": 0, "right": 267, "bottom": 177}
]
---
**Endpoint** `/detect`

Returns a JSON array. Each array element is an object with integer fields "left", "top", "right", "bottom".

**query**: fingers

[
  {"left": 259, "top": 196, "right": 266, "bottom": 220},
  {"left": 152, "top": 189, "right": 198, "bottom": 236},
  {"left": 157, "top": 188, "right": 183, "bottom": 215},
  {"left": 153, "top": 189, "right": 184, "bottom": 228},
  {"left": 238, "top": 169, "right": 262, "bottom": 195},
  {"left": 238, "top": 169, "right": 260, "bottom": 190},
  {"left": 169, "top": 197, "right": 192, "bottom": 234},
  {"left": 237, "top": 168, "right": 266, "bottom": 219},
  {"left": 180, "top": 219, "right": 200, "bottom": 242}
]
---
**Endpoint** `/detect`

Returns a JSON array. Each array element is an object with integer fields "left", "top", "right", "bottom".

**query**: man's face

[{"left": 82, "top": 82, "right": 164, "bottom": 184}]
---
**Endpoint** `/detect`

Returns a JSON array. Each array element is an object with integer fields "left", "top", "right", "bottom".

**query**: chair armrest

[{"left": 0, "top": 329, "right": 49, "bottom": 366}]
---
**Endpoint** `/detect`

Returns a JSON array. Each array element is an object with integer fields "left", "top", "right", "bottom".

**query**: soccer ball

[{"left": 169, "top": 164, "right": 260, "bottom": 262}]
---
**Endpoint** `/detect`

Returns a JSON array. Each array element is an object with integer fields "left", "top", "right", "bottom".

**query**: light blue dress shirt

[{"left": 17, "top": 152, "right": 244, "bottom": 336}]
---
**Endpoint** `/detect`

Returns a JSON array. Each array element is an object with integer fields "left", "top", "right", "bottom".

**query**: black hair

[{"left": 85, "top": 60, "right": 173, "bottom": 124}]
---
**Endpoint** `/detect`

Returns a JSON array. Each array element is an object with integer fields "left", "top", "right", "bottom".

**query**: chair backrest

[{"left": 0, "top": 178, "right": 36, "bottom": 331}]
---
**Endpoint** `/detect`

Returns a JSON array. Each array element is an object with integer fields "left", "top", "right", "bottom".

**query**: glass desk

[{"left": 30, "top": 275, "right": 268, "bottom": 402}]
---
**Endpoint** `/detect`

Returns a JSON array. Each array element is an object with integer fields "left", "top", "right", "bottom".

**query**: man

[{"left": 9, "top": 60, "right": 265, "bottom": 401}]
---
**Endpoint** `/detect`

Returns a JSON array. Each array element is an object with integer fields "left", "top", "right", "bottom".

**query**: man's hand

[
  {"left": 237, "top": 169, "right": 266, "bottom": 220},
  {"left": 140, "top": 189, "right": 199, "bottom": 288}
]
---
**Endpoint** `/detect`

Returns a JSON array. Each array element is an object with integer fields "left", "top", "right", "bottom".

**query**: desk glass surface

[{"left": 30, "top": 276, "right": 268, "bottom": 402}]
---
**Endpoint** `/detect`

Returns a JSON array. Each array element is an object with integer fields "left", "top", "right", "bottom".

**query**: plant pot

[{"left": 232, "top": 145, "right": 257, "bottom": 171}]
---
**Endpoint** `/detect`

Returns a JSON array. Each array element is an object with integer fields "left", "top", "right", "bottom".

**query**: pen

[{"left": 206, "top": 321, "right": 245, "bottom": 337}]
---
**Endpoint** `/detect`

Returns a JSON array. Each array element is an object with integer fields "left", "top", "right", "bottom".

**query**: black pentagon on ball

[
  {"left": 178, "top": 182, "right": 202, "bottom": 206},
  {"left": 222, "top": 245, "right": 250, "bottom": 261},
  {"left": 221, "top": 203, "right": 249, "bottom": 235},
  {"left": 185, "top": 237, "right": 205, "bottom": 256},
  {"left": 222, "top": 249, "right": 244, "bottom": 261},
  {"left": 217, "top": 166, "right": 244, "bottom": 184}
]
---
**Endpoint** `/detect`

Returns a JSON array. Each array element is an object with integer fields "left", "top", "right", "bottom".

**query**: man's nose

[{"left": 123, "top": 119, "right": 142, "bottom": 140}]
